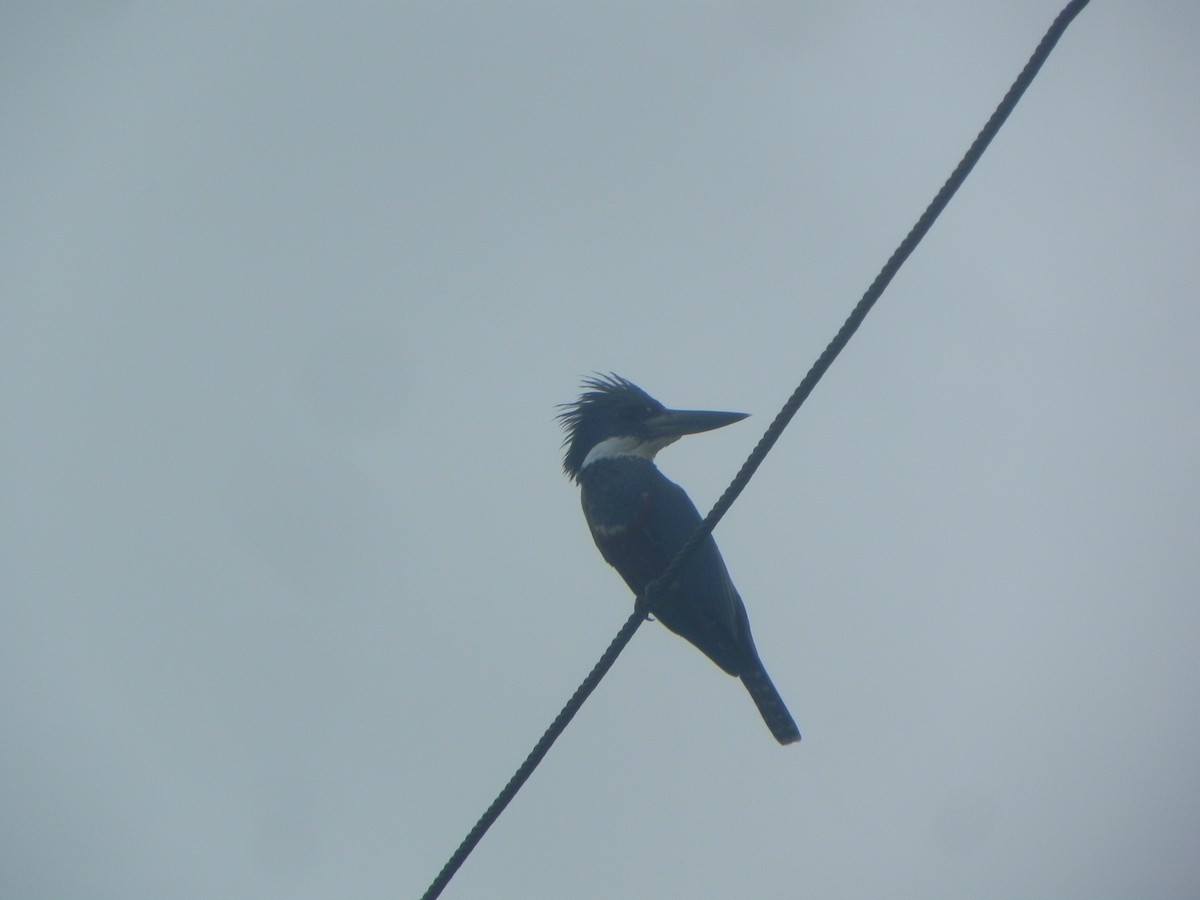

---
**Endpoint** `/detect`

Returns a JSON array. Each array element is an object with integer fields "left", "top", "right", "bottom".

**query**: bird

[{"left": 559, "top": 374, "right": 800, "bottom": 745}]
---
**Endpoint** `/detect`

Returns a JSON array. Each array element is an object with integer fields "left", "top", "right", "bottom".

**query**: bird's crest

[{"left": 557, "top": 374, "right": 664, "bottom": 480}]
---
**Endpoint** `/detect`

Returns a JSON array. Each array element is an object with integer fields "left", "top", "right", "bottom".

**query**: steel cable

[{"left": 420, "top": 3, "right": 1091, "bottom": 896}]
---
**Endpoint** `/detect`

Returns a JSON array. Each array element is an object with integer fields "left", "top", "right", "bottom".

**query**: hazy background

[{"left": 3, "top": 2, "right": 1198, "bottom": 898}]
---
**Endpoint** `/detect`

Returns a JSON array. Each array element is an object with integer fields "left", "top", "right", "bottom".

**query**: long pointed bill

[{"left": 642, "top": 408, "right": 748, "bottom": 441}]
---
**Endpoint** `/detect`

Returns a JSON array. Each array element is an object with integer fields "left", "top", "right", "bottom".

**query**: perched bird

[{"left": 559, "top": 374, "right": 800, "bottom": 744}]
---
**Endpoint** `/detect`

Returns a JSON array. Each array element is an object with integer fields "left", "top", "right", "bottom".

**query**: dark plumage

[{"left": 559, "top": 375, "right": 800, "bottom": 744}]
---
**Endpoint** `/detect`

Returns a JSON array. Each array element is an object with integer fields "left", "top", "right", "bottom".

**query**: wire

[
  {"left": 419, "top": 2, "right": 1091, "bottom": 896},
  {"left": 651, "top": 0, "right": 1093, "bottom": 584}
]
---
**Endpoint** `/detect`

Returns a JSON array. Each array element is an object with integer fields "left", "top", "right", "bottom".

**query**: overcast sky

[{"left": 3, "top": 3, "right": 1198, "bottom": 898}]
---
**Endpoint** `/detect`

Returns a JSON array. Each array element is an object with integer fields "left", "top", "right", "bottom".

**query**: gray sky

[{"left": 3, "top": 3, "right": 1198, "bottom": 898}]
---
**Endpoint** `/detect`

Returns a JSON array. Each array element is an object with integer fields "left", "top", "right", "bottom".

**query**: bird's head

[{"left": 557, "top": 374, "right": 748, "bottom": 481}]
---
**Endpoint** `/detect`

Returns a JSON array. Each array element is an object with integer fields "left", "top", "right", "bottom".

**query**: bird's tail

[{"left": 740, "top": 661, "right": 801, "bottom": 745}]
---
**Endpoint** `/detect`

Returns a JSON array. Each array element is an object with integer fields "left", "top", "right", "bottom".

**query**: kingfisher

[{"left": 559, "top": 374, "right": 800, "bottom": 745}]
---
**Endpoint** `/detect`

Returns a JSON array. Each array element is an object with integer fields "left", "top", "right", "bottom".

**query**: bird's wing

[{"left": 639, "top": 474, "right": 749, "bottom": 676}]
